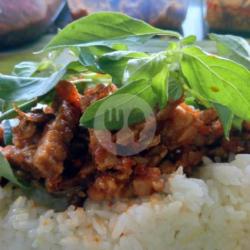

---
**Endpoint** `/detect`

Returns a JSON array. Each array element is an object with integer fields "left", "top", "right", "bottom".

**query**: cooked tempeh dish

[
  {"left": 0, "top": 12, "right": 250, "bottom": 250},
  {"left": 1, "top": 79, "right": 250, "bottom": 203}
]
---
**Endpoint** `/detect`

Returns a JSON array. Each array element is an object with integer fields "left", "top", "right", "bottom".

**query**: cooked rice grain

[{"left": 1, "top": 154, "right": 250, "bottom": 250}]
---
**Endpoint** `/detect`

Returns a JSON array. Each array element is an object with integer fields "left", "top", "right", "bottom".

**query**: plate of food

[{"left": 0, "top": 12, "right": 250, "bottom": 250}]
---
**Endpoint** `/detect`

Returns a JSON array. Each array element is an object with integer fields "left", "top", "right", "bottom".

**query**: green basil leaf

[
  {"left": 112, "top": 43, "right": 128, "bottom": 51},
  {"left": 152, "top": 67, "right": 169, "bottom": 109},
  {"left": 100, "top": 51, "right": 147, "bottom": 62},
  {"left": 181, "top": 35, "right": 197, "bottom": 46},
  {"left": 0, "top": 152, "right": 29, "bottom": 189},
  {"left": 124, "top": 54, "right": 166, "bottom": 83},
  {"left": 66, "top": 61, "right": 87, "bottom": 73},
  {"left": 13, "top": 60, "right": 58, "bottom": 78},
  {"left": 78, "top": 46, "right": 114, "bottom": 72},
  {"left": 13, "top": 61, "right": 39, "bottom": 77},
  {"left": 43, "top": 12, "right": 181, "bottom": 51},
  {"left": 0, "top": 68, "right": 66, "bottom": 102},
  {"left": 233, "top": 116, "right": 243, "bottom": 131},
  {"left": 123, "top": 54, "right": 169, "bottom": 108},
  {"left": 79, "top": 47, "right": 101, "bottom": 72},
  {"left": 181, "top": 46, "right": 250, "bottom": 121},
  {"left": 98, "top": 51, "right": 147, "bottom": 85},
  {"left": 168, "top": 76, "right": 183, "bottom": 101},
  {"left": 209, "top": 33, "right": 250, "bottom": 69},
  {"left": 123, "top": 54, "right": 168, "bottom": 107},
  {"left": 80, "top": 80, "right": 157, "bottom": 130},
  {"left": 0, "top": 99, "right": 4, "bottom": 112},
  {"left": 35, "top": 60, "right": 59, "bottom": 77},
  {"left": 213, "top": 103, "right": 233, "bottom": 139}
]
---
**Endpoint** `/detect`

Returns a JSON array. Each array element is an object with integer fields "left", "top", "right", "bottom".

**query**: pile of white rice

[{"left": 1, "top": 154, "right": 250, "bottom": 250}]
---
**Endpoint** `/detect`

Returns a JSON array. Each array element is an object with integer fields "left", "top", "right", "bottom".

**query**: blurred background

[{"left": 0, "top": 0, "right": 249, "bottom": 71}]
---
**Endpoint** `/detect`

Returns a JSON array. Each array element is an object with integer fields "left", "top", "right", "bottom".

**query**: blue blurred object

[
  {"left": 0, "top": 0, "right": 66, "bottom": 49},
  {"left": 67, "top": 0, "right": 189, "bottom": 31},
  {"left": 182, "top": 0, "right": 205, "bottom": 40}
]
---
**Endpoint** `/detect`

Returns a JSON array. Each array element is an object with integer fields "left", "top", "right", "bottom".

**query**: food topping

[{"left": 0, "top": 12, "right": 249, "bottom": 204}]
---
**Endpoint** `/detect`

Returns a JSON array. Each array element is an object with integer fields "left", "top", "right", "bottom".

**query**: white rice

[{"left": 1, "top": 154, "right": 250, "bottom": 250}]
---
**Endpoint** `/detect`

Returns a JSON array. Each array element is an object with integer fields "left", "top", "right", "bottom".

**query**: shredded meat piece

[
  {"left": 80, "top": 83, "right": 117, "bottom": 112},
  {"left": 1, "top": 111, "right": 53, "bottom": 178},
  {"left": 39, "top": 84, "right": 117, "bottom": 193},
  {"left": 2, "top": 145, "right": 40, "bottom": 177},
  {"left": 2, "top": 109, "right": 54, "bottom": 177},
  {"left": 56, "top": 80, "right": 81, "bottom": 109},
  {"left": 13, "top": 106, "right": 54, "bottom": 123},
  {"left": 33, "top": 101, "right": 80, "bottom": 182},
  {"left": 12, "top": 118, "right": 42, "bottom": 148}
]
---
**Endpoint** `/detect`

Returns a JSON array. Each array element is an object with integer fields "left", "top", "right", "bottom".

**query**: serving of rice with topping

[
  {"left": 0, "top": 155, "right": 250, "bottom": 250},
  {"left": 0, "top": 12, "right": 250, "bottom": 250}
]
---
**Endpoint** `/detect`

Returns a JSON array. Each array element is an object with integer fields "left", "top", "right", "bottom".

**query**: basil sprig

[{"left": 0, "top": 12, "right": 249, "bottom": 135}]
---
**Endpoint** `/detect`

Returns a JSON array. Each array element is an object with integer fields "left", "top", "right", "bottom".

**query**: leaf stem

[{"left": 0, "top": 98, "right": 41, "bottom": 122}]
